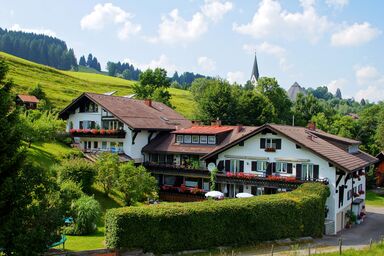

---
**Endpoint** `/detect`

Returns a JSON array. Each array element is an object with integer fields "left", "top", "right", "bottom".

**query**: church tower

[{"left": 250, "top": 52, "right": 259, "bottom": 85}]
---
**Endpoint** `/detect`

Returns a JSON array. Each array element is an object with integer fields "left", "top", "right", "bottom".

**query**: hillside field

[{"left": 0, "top": 51, "right": 196, "bottom": 118}]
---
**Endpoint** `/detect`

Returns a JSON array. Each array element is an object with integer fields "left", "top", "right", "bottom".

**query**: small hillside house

[
  {"left": 60, "top": 92, "right": 377, "bottom": 235},
  {"left": 16, "top": 94, "right": 39, "bottom": 109}
]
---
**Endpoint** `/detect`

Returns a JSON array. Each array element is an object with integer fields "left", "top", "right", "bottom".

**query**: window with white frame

[
  {"left": 276, "top": 162, "right": 288, "bottom": 173},
  {"left": 176, "top": 135, "right": 183, "bottom": 143},
  {"left": 200, "top": 135, "right": 207, "bottom": 144},
  {"left": 301, "top": 163, "right": 314, "bottom": 180},
  {"left": 192, "top": 135, "right": 199, "bottom": 144},
  {"left": 208, "top": 136, "right": 216, "bottom": 144},
  {"left": 184, "top": 135, "right": 192, "bottom": 143},
  {"left": 102, "top": 141, "right": 107, "bottom": 149}
]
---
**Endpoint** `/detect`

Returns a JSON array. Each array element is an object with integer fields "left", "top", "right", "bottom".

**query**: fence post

[
  {"left": 339, "top": 238, "right": 342, "bottom": 255},
  {"left": 271, "top": 244, "right": 274, "bottom": 256},
  {"left": 308, "top": 245, "right": 311, "bottom": 256},
  {"left": 370, "top": 238, "right": 373, "bottom": 249}
]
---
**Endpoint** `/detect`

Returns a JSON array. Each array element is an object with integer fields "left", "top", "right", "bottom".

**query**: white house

[{"left": 60, "top": 93, "right": 377, "bottom": 235}]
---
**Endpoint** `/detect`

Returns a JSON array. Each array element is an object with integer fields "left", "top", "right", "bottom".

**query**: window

[
  {"left": 184, "top": 135, "right": 192, "bottom": 144},
  {"left": 102, "top": 141, "right": 107, "bottom": 149},
  {"left": 185, "top": 177, "right": 199, "bottom": 188},
  {"left": 203, "top": 180, "right": 210, "bottom": 191},
  {"left": 176, "top": 135, "right": 183, "bottom": 143},
  {"left": 200, "top": 135, "right": 207, "bottom": 144},
  {"left": 302, "top": 164, "right": 314, "bottom": 180},
  {"left": 164, "top": 175, "right": 176, "bottom": 185},
  {"left": 118, "top": 142, "right": 123, "bottom": 152},
  {"left": 251, "top": 161, "right": 267, "bottom": 172},
  {"left": 102, "top": 120, "right": 123, "bottom": 130},
  {"left": 80, "top": 120, "right": 96, "bottom": 129},
  {"left": 208, "top": 136, "right": 216, "bottom": 144},
  {"left": 276, "top": 162, "right": 288, "bottom": 173},
  {"left": 260, "top": 138, "right": 281, "bottom": 150},
  {"left": 192, "top": 135, "right": 199, "bottom": 144},
  {"left": 159, "top": 154, "right": 166, "bottom": 164},
  {"left": 151, "top": 154, "right": 159, "bottom": 162},
  {"left": 94, "top": 141, "right": 98, "bottom": 149},
  {"left": 166, "top": 155, "right": 173, "bottom": 164},
  {"left": 228, "top": 159, "right": 244, "bottom": 172}
]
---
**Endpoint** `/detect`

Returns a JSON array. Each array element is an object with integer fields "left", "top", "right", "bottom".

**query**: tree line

[
  {"left": 79, "top": 53, "right": 101, "bottom": 72},
  {"left": 0, "top": 28, "right": 77, "bottom": 70}
]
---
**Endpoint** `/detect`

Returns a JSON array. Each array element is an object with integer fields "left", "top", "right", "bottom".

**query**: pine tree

[
  {"left": 86, "top": 53, "right": 93, "bottom": 67},
  {"left": 79, "top": 55, "right": 86, "bottom": 66}
]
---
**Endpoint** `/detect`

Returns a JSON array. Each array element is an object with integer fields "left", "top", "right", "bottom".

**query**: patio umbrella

[
  {"left": 236, "top": 192, "right": 254, "bottom": 198},
  {"left": 205, "top": 191, "right": 224, "bottom": 199}
]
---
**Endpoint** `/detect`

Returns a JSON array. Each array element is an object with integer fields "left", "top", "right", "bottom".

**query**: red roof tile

[
  {"left": 17, "top": 94, "right": 39, "bottom": 103},
  {"left": 172, "top": 126, "right": 234, "bottom": 135}
]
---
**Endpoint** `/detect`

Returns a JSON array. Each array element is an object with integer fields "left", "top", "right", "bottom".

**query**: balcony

[
  {"left": 69, "top": 129, "right": 126, "bottom": 138},
  {"left": 144, "top": 162, "right": 210, "bottom": 177}
]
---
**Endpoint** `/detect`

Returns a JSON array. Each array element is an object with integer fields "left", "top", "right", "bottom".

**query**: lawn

[
  {"left": 315, "top": 242, "right": 384, "bottom": 255},
  {"left": 365, "top": 190, "right": 384, "bottom": 206},
  {"left": 26, "top": 141, "right": 78, "bottom": 170},
  {"left": 60, "top": 185, "right": 124, "bottom": 251},
  {"left": 0, "top": 51, "right": 195, "bottom": 118}
]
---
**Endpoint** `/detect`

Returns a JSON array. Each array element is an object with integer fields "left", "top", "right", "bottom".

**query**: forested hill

[{"left": 0, "top": 28, "right": 77, "bottom": 70}]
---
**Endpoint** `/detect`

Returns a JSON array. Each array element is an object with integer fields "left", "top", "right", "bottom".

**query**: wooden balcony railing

[{"left": 69, "top": 129, "right": 126, "bottom": 138}]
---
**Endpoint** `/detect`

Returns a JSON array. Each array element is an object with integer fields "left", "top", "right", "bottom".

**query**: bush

[
  {"left": 105, "top": 183, "right": 329, "bottom": 253},
  {"left": 57, "top": 158, "right": 95, "bottom": 193},
  {"left": 59, "top": 180, "right": 84, "bottom": 214},
  {"left": 59, "top": 149, "right": 84, "bottom": 160},
  {"left": 65, "top": 195, "right": 101, "bottom": 235}
]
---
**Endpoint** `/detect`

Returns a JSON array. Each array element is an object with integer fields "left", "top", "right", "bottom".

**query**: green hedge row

[{"left": 105, "top": 183, "right": 329, "bottom": 253}]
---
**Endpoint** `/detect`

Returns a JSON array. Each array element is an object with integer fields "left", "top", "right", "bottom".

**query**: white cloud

[
  {"left": 326, "top": 0, "right": 349, "bottom": 9},
  {"left": 124, "top": 54, "right": 178, "bottom": 75},
  {"left": 354, "top": 65, "right": 384, "bottom": 101},
  {"left": 233, "top": 0, "right": 331, "bottom": 43},
  {"left": 151, "top": 0, "right": 232, "bottom": 44},
  {"left": 326, "top": 78, "right": 348, "bottom": 94},
  {"left": 10, "top": 24, "right": 56, "bottom": 37},
  {"left": 243, "top": 42, "right": 291, "bottom": 71},
  {"left": 197, "top": 56, "right": 216, "bottom": 72},
  {"left": 355, "top": 65, "right": 380, "bottom": 84},
  {"left": 331, "top": 22, "right": 381, "bottom": 47},
  {"left": 227, "top": 71, "right": 244, "bottom": 84},
  {"left": 201, "top": 0, "right": 233, "bottom": 22},
  {"left": 80, "top": 3, "right": 141, "bottom": 40},
  {"left": 151, "top": 9, "right": 207, "bottom": 43}
]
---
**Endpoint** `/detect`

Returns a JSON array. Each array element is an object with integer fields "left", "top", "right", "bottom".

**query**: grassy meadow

[{"left": 0, "top": 51, "right": 196, "bottom": 118}]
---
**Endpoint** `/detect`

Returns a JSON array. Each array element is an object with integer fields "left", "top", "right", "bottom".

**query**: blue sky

[{"left": 1, "top": 0, "right": 384, "bottom": 101}]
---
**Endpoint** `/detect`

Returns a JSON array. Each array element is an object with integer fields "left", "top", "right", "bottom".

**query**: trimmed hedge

[{"left": 105, "top": 183, "right": 329, "bottom": 253}]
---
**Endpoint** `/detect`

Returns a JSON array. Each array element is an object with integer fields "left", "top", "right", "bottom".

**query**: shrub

[
  {"left": 105, "top": 183, "right": 329, "bottom": 253},
  {"left": 65, "top": 195, "right": 101, "bottom": 235},
  {"left": 57, "top": 158, "right": 95, "bottom": 193},
  {"left": 59, "top": 180, "right": 84, "bottom": 214},
  {"left": 95, "top": 152, "right": 120, "bottom": 195}
]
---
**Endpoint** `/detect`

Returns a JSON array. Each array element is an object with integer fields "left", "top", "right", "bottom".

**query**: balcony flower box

[
  {"left": 264, "top": 147, "right": 276, "bottom": 152},
  {"left": 69, "top": 128, "right": 126, "bottom": 138},
  {"left": 359, "top": 190, "right": 365, "bottom": 195},
  {"left": 267, "top": 175, "right": 297, "bottom": 182}
]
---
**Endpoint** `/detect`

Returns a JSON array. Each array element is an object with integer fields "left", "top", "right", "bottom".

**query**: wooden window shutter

[
  {"left": 251, "top": 161, "right": 257, "bottom": 172},
  {"left": 217, "top": 160, "right": 224, "bottom": 172},
  {"left": 260, "top": 138, "right": 266, "bottom": 149},
  {"left": 266, "top": 162, "right": 273, "bottom": 176},
  {"left": 225, "top": 160, "right": 230, "bottom": 172},
  {"left": 296, "top": 164, "right": 302, "bottom": 179},
  {"left": 276, "top": 139, "right": 282, "bottom": 149},
  {"left": 287, "top": 163, "right": 293, "bottom": 174},
  {"left": 239, "top": 160, "right": 244, "bottom": 172},
  {"left": 313, "top": 165, "right": 319, "bottom": 180}
]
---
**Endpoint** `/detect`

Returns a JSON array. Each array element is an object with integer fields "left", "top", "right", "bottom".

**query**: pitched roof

[
  {"left": 59, "top": 92, "right": 191, "bottom": 131},
  {"left": 201, "top": 124, "right": 377, "bottom": 172},
  {"left": 172, "top": 126, "right": 234, "bottom": 135},
  {"left": 143, "top": 126, "right": 258, "bottom": 155},
  {"left": 17, "top": 94, "right": 39, "bottom": 103}
]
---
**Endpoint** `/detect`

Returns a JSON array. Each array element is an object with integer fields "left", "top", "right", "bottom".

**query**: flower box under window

[{"left": 265, "top": 147, "right": 276, "bottom": 152}]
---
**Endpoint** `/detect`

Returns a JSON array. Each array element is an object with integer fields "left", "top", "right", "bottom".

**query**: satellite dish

[{"left": 207, "top": 162, "right": 216, "bottom": 172}]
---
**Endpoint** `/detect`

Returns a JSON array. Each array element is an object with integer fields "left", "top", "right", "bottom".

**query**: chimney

[
  {"left": 211, "top": 118, "right": 222, "bottom": 127},
  {"left": 144, "top": 99, "right": 152, "bottom": 107},
  {"left": 307, "top": 121, "right": 316, "bottom": 131}
]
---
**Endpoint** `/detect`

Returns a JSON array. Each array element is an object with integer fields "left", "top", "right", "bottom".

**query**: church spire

[{"left": 250, "top": 52, "right": 259, "bottom": 85}]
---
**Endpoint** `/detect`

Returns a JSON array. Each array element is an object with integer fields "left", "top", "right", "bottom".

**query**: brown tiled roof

[
  {"left": 172, "top": 126, "right": 234, "bottom": 135},
  {"left": 143, "top": 126, "right": 258, "bottom": 155},
  {"left": 17, "top": 94, "right": 39, "bottom": 103},
  {"left": 201, "top": 124, "right": 377, "bottom": 172},
  {"left": 59, "top": 93, "right": 191, "bottom": 130}
]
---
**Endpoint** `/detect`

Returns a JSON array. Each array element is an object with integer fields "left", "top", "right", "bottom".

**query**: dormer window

[
  {"left": 184, "top": 135, "right": 192, "bottom": 143},
  {"left": 192, "top": 135, "right": 199, "bottom": 144},
  {"left": 176, "top": 135, "right": 183, "bottom": 143},
  {"left": 208, "top": 136, "right": 216, "bottom": 144},
  {"left": 200, "top": 136, "right": 207, "bottom": 144}
]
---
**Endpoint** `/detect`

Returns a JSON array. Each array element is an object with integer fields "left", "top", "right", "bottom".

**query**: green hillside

[{"left": 0, "top": 51, "right": 196, "bottom": 118}]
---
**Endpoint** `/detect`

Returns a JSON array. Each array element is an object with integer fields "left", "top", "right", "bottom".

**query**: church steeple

[{"left": 250, "top": 52, "right": 259, "bottom": 85}]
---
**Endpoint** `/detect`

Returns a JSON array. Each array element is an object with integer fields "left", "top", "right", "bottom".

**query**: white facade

[
  {"left": 65, "top": 103, "right": 157, "bottom": 163},
  {"left": 214, "top": 132, "right": 366, "bottom": 235}
]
